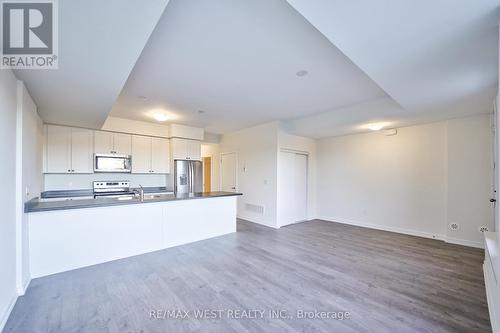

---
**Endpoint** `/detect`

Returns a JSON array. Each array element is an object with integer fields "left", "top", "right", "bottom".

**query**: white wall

[
  {"left": 16, "top": 82, "right": 43, "bottom": 294},
  {"left": 101, "top": 116, "right": 170, "bottom": 138},
  {"left": 316, "top": 115, "right": 493, "bottom": 248},
  {"left": 447, "top": 116, "right": 493, "bottom": 245},
  {"left": 0, "top": 69, "right": 19, "bottom": 331},
  {"left": 44, "top": 173, "right": 171, "bottom": 191},
  {"left": 277, "top": 129, "right": 317, "bottom": 226},
  {"left": 220, "top": 122, "right": 279, "bottom": 227},
  {"left": 201, "top": 143, "right": 221, "bottom": 191}
]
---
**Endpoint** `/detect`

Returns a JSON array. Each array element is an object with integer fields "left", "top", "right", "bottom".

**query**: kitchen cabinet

[
  {"left": 94, "top": 131, "right": 131, "bottom": 155},
  {"left": 171, "top": 138, "right": 201, "bottom": 161},
  {"left": 113, "top": 133, "right": 132, "bottom": 155},
  {"left": 70, "top": 128, "right": 94, "bottom": 173},
  {"left": 151, "top": 138, "right": 170, "bottom": 174},
  {"left": 46, "top": 125, "right": 71, "bottom": 173},
  {"left": 131, "top": 135, "right": 170, "bottom": 174},
  {"left": 45, "top": 125, "right": 93, "bottom": 174}
]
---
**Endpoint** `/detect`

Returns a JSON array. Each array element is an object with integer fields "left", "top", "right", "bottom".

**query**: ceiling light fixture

[
  {"left": 296, "top": 70, "right": 308, "bottom": 77},
  {"left": 152, "top": 113, "right": 171, "bottom": 122},
  {"left": 150, "top": 111, "right": 174, "bottom": 122},
  {"left": 364, "top": 122, "right": 389, "bottom": 131}
]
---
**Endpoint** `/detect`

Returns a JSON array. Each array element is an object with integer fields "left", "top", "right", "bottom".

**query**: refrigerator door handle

[{"left": 189, "top": 162, "right": 193, "bottom": 193}]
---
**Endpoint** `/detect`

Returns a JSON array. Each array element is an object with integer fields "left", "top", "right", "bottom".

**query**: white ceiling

[
  {"left": 284, "top": 0, "right": 499, "bottom": 137},
  {"left": 14, "top": 0, "right": 499, "bottom": 137},
  {"left": 14, "top": 0, "right": 170, "bottom": 128},
  {"left": 110, "top": 0, "right": 388, "bottom": 134}
]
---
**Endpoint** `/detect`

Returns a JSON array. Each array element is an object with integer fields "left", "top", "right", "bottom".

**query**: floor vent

[{"left": 245, "top": 203, "right": 265, "bottom": 215}]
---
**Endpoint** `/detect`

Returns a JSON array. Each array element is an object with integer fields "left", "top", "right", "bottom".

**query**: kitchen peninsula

[{"left": 25, "top": 191, "right": 241, "bottom": 278}]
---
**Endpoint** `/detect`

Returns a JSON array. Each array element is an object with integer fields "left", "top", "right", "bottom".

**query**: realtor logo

[{"left": 1, "top": 0, "right": 58, "bottom": 69}]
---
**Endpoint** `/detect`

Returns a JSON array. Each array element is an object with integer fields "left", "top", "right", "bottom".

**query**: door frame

[
  {"left": 492, "top": 99, "right": 498, "bottom": 231},
  {"left": 278, "top": 148, "right": 309, "bottom": 228},
  {"left": 220, "top": 152, "right": 238, "bottom": 192},
  {"left": 202, "top": 155, "right": 213, "bottom": 192}
]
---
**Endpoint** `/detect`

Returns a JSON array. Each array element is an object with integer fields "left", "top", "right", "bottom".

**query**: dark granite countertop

[
  {"left": 26, "top": 192, "right": 242, "bottom": 213},
  {"left": 41, "top": 187, "right": 174, "bottom": 198}
]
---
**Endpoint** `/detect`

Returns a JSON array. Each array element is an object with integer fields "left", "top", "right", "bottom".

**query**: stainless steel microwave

[{"left": 94, "top": 154, "right": 132, "bottom": 173}]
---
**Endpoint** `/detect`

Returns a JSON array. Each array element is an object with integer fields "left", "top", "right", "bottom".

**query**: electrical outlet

[
  {"left": 478, "top": 226, "right": 489, "bottom": 233},
  {"left": 449, "top": 223, "right": 460, "bottom": 231}
]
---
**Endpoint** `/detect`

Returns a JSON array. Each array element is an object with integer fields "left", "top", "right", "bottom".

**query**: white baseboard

[
  {"left": 318, "top": 217, "right": 484, "bottom": 249},
  {"left": 0, "top": 294, "right": 17, "bottom": 333},
  {"left": 237, "top": 215, "right": 279, "bottom": 229},
  {"left": 17, "top": 275, "right": 31, "bottom": 296},
  {"left": 318, "top": 216, "right": 446, "bottom": 241},
  {"left": 318, "top": 217, "right": 485, "bottom": 249},
  {"left": 445, "top": 236, "right": 484, "bottom": 249}
]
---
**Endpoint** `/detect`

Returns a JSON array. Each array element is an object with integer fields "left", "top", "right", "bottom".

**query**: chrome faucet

[{"left": 134, "top": 185, "right": 145, "bottom": 202}]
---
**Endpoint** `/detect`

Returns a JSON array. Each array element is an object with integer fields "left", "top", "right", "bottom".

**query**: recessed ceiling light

[
  {"left": 152, "top": 113, "right": 170, "bottom": 122},
  {"left": 364, "top": 122, "right": 389, "bottom": 131},
  {"left": 296, "top": 70, "right": 308, "bottom": 77}
]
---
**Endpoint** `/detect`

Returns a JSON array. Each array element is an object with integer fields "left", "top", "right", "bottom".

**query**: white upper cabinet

[
  {"left": 93, "top": 131, "right": 113, "bottom": 154},
  {"left": 151, "top": 138, "right": 170, "bottom": 174},
  {"left": 113, "top": 133, "right": 132, "bottom": 155},
  {"left": 45, "top": 125, "right": 93, "bottom": 174},
  {"left": 70, "top": 128, "right": 94, "bottom": 173},
  {"left": 94, "top": 131, "right": 131, "bottom": 155},
  {"left": 45, "top": 125, "right": 179, "bottom": 175},
  {"left": 46, "top": 125, "right": 71, "bottom": 173},
  {"left": 187, "top": 140, "right": 201, "bottom": 161},
  {"left": 131, "top": 135, "right": 151, "bottom": 174},
  {"left": 171, "top": 138, "right": 201, "bottom": 161},
  {"left": 132, "top": 136, "right": 170, "bottom": 174}
]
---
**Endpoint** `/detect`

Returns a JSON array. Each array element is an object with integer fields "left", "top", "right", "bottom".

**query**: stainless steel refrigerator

[{"left": 174, "top": 160, "right": 203, "bottom": 194}]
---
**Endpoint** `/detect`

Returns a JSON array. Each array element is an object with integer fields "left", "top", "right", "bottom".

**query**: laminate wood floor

[{"left": 3, "top": 220, "right": 491, "bottom": 333}]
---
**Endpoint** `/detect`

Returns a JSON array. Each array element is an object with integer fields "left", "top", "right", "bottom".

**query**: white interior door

[
  {"left": 221, "top": 153, "right": 237, "bottom": 192},
  {"left": 279, "top": 151, "right": 308, "bottom": 227}
]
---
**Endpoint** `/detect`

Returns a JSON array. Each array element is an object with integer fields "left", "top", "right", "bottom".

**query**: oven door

[{"left": 94, "top": 154, "right": 132, "bottom": 173}]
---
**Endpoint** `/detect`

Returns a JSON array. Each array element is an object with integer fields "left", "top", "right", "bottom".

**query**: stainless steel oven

[{"left": 94, "top": 154, "right": 132, "bottom": 173}]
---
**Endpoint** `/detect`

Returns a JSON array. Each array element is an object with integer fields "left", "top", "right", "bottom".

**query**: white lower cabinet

[{"left": 131, "top": 135, "right": 170, "bottom": 174}]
